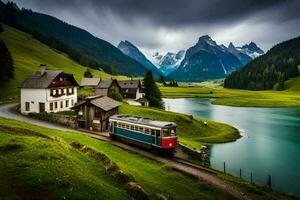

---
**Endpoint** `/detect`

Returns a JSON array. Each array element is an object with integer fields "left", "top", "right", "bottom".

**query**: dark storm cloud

[
  {"left": 12, "top": 0, "right": 297, "bottom": 26},
  {"left": 6, "top": 0, "right": 300, "bottom": 56}
]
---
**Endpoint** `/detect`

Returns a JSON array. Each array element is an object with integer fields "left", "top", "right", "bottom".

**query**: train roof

[{"left": 110, "top": 114, "right": 177, "bottom": 129}]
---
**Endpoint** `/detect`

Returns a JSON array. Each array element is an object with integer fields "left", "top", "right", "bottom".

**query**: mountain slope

[
  {"left": 169, "top": 36, "right": 264, "bottom": 82},
  {"left": 152, "top": 50, "right": 185, "bottom": 75},
  {"left": 170, "top": 35, "right": 245, "bottom": 81},
  {"left": 0, "top": 1, "right": 148, "bottom": 77},
  {"left": 224, "top": 37, "right": 300, "bottom": 90},
  {"left": 0, "top": 24, "right": 127, "bottom": 101},
  {"left": 118, "top": 40, "right": 162, "bottom": 77}
]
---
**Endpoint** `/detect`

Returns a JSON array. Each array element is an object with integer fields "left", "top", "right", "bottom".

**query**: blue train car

[{"left": 109, "top": 115, "right": 177, "bottom": 153}]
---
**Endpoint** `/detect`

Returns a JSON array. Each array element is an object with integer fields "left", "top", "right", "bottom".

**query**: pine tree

[
  {"left": 0, "top": 40, "right": 14, "bottom": 82},
  {"left": 143, "top": 70, "right": 163, "bottom": 108},
  {"left": 84, "top": 68, "right": 93, "bottom": 78}
]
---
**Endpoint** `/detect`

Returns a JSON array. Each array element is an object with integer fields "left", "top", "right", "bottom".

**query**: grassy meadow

[
  {"left": 160, "top": 84, "right": 300, "bottom": 107},
  {"left": 0, "top": 24, "right": 128, "bottom": 103},
  {"left": 0, "top": 117, "right": 231, "bottom": 200},
  {"left": 0, "top": 117, "right": 297, "bottom": 200}
]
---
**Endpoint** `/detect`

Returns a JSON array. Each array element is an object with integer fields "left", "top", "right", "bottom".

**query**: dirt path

[{"left": 0, "top": 103, "right": 251, "bottom": 200}]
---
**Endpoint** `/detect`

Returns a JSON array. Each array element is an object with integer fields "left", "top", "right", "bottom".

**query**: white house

[
  {"left": 19, "top": 65, "right": 79, "bottom": 114},
  {"left": 117, "top": 80, "right": 144, "bottom": 99}
]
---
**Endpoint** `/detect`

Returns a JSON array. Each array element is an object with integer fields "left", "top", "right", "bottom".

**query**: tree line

[
  {"left": 224, "top": 36, "right": 300, "bottom": 90},
  {"left": 0, "top": 23, "right": 14, "bottom": 83}
]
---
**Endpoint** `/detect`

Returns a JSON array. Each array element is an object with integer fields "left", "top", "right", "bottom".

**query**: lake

[{"left": 163, "top": 98, "right": 300, "bottom": 195}]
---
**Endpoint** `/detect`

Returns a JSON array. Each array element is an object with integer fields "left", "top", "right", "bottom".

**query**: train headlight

[{"left": 169, "top": 143, "right": 172, "bottom": 147}]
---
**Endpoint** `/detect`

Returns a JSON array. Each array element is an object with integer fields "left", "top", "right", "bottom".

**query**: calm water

[{"left": 163, "top": 98, "right": 300, "bottom": 195}]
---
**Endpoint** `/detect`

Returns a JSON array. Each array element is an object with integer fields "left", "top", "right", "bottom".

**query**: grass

[
  {"left": 0, "top": 117, "right": 297, "bottom": 200},
  {"left": 119, "top": 104, "right": 240, "bottom": 149},
  {"left": 0, "top": 24, "right": 128, "bottom": 103},
  {"left": 160, "top": 86, "right": 300, "bottom": 107},
  {"left": 0, "top": 117, "right": 231, "bottom": 200}
]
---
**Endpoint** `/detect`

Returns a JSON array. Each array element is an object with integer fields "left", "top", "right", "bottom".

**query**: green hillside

[
  {"left": 285, "top": 66, "right": 300, "bottom": 92},
  {"left": 0, "top": 117, "right": 233, "bottom": 200},
  {"left": 0, "top": 24, "right": 127, "bottom": 102},
  {"left": 0, "top": 1, "right": 150, "bottom": 77}
]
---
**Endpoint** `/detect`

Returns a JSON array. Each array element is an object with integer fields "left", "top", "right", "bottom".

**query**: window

[
  {"left": 130, "top": 125, "right": 134, "bottom": 130},
  {"left": 65, "top": 100, "right": 69, "bottom": 107},
  {"left": 114, "top": 122, "right": 117, "bottom": 126},
  {"left": 71, "top": 99, "right": 74, "bottom": 106},
  {"left": 55, "top": 102, "right": 58, "bottom": 109},
  {"left": 151, "top": 129, "right": 156, "bottom": 135},
  {"left": 63, "top": 89, "right": 67, "bottom": 95},
  {"left": 60, "top": 77, "right": 63, "bottom": 81},
  {"left": 50, "top": 102, "right": 53, "bottom": 111},
  {"left": 135, "top": 126, "right": 139, "bottom": 131},
  {"left": 126, "top": 124, "right": 130, "bottom": 129},
  {"left": 95, "top": 108, "right": 101, "bottom": 118},
  {"left": 60, "top": 101, "right": 63, "bottom": 108},
  {"left": 25, "top": 102, "right": 30, "bottom": 111},
  {"left": 139, "top": 127, "right": 144, "bottom": 133},
  {"left": 58, "top": 89, "right": 62, "bottom": 95},
  {"left": 144, "top": 128, "right": 150, "bottom": 134},
  {"left": 162, "top": 129, "right": 169, "bottom": 137},
  {"left": 156, "top": 130, "right": 161, "bottom": 137}
]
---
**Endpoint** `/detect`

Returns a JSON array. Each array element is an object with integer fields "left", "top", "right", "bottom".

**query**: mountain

[
  {"left": 169, "top": 35, "right": 264, "bottom": 81},
  {"left": 117, "top": 40, "right": 162, "bottom": 77},
  {"left": 224, "top": 36, "right": 300, "bottom": 90},
  {"left": 152, "top": 50, "right": 185, "bottom": 75},
  {"left": 0, "top": 1, "right": 148, "bottom": 77}
]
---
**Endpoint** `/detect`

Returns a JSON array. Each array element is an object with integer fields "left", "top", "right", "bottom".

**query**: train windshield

[{"left": 162, "top": 128, "right": 176, "bottom": 137}]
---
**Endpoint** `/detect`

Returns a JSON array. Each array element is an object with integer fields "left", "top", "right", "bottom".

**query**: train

[{"left": 109, "top": 114, "right": 177, "bottom": 154}]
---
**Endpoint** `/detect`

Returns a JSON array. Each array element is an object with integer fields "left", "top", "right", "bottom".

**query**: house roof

[
  {"left": 91, "top": 96, "right": 121, "bottom": 111},
  {"left": 118, "top": 80, "right": 140, "bottom": 89},
  {"left": 80, "top": 78, "right": 101, "bottom": 86},
  {"left": 72, "top": 96, "right": 120, "bottom": 112},
  {"left": 19, "top": 70, "right": 78, "bottom": 88},
  {"left": 96, "top": 80, "right": 116, "bottom": 89}
]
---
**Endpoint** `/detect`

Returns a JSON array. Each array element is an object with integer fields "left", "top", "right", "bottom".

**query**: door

[{"left": 39, "top": 102, "right": 45, "bottom": 113}]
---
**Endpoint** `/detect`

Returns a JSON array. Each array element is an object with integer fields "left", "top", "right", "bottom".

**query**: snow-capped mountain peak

[{"left": 152, "top": 50, "right": 185, "bottom": 75}]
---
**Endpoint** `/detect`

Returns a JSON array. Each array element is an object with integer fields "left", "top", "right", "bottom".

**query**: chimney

[{"left": 40, "top": 64, "right": 46, "bottom": 75}]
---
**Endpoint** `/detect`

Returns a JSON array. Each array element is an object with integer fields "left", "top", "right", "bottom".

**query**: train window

[
  {"left": 162, "top": 129, "right": 169, "bottom": 137},
  {"left": 114, "top": 122, "right": 117, "bottom": 126},
  {"left": 144, "top": 128, "right": 150, "bottom": 134},
  {"left": 122, "top": 123, "right": 126, "bottom": 128},
  {"left": 126, "top": 124, "right": 130, "bottom": 129},
  {"left": 139, "top": 127, "right": 144, "bottom": 133},
  {"left": 156, "top": 130, "right": 161, "bottom": 137},
  {"left": 130, "top": 125, "right": 134, "bottom": 130},
  {"left": 135, "top": 126, "right": 139, "bottom": 131},
  {"left": 151, "top": 129, "right": 156, "bottom": 135},
  {"left": 170, "top": 129, "right": 176, "bottom": 136}
]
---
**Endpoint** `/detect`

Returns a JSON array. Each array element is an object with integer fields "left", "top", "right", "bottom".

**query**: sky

[{"left": 6, "top": 0, "right": 300, "bottom": 58}]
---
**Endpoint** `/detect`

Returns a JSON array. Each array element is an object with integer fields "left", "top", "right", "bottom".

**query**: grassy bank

[
  {"left": 119, "top": 104, "right": 240, "bottom": 148},
  {"left": 0, "top": 24, "right": 128, "bottom": 103},
  {"left": 160, "top": 86, "right": 300, "bottom": 107},
  {"left": 0, "top": 117, "right": 297, "bottom": 200},
  {"left": 0, "top": 117, "right": 230, "bottom": 200}
]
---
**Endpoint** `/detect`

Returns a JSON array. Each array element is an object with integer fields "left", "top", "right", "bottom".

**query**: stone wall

[
  {"left": 179, "top": 143, "right": 210, "bottom": 167},
  {"left": 28, "top": 112, "right": 77, "bottom": 129}
]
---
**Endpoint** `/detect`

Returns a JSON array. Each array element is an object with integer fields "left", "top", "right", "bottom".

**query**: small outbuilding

[
  {"left": 72, "top": 96, "right": 120, "bottom": 132},
  {"left": 118, "top": 80, "right": 144, "bottom": 99},
  {"left": 95, "top": 79, "right": 120, "bottom": 97}
]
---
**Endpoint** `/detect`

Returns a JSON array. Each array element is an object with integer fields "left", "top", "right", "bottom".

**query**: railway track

[{"left": 78, "top": 129, "right": 251, "bottom": 200}]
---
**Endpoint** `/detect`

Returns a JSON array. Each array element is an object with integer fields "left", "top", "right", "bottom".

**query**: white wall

[
  {"left": 20, "top": 87, "right": 78, "bottom": 114},
  {"left": 136, "top": 88, "right": 144, "bottom": 99}
]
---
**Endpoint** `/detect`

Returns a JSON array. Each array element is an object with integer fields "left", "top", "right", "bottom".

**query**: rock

[{"left": 155, "top": 193, "right": 168, "bottom": 200}]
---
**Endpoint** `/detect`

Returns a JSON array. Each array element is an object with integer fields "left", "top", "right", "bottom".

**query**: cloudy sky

[{"left": 7, "top": 0, "right": 300, "bottom": 57}]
